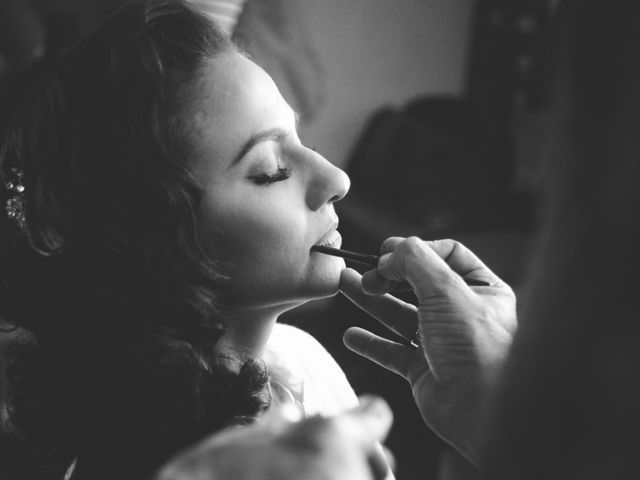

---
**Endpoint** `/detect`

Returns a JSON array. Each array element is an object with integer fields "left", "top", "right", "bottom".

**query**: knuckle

[
  {"left": 403, "top": 236, "right": 424, "bottom": 255},
  {"left": 382, "top": 236, "right": 399, "bottom": 246},
  {"left": 433, "top": 238, "right": 467, "bottom": 260},
  {"left": 449, "top": 238, "right": 464, "bottom": 249},
  {"left": 446, "top": 239, "right": 464, "bottom": 259},
  {"left": 437, "top": 237, "right": 455, "bottom": 245},
  {"left": 431, "top": 238, "right": 454, "bottom": 248},
  {"left": 381, "top": 236, "right": 404, "bottom": 254}
]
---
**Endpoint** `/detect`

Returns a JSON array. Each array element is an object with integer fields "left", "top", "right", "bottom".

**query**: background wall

[
  {"left": 10, "top": 0, "right": 475, "bottom": 173},
  {"left": 32, "top": 0, "right": 125, "bottom": 34},
  {"left": 297, "top": 0, "right": 475, "bottom": 169}
]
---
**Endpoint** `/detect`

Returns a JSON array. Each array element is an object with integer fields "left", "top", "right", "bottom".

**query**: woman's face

[{"left": 189, "top": 52, "right": 350, "bottom": 312}]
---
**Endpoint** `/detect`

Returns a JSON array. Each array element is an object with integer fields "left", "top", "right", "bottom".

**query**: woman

[{"left": 0, "top": 1, "right": 362, "bottom": 478}]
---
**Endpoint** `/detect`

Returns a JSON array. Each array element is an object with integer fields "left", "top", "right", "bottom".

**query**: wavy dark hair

[{"left": 0, "top": 1, "right": 271, "bottom": 479}]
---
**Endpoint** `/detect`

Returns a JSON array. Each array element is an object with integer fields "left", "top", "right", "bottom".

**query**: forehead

[
  {"left": 186, "top": 52, "right": 293, "bottom": 175},
  {"left": 198, "top": 52, "right": 282, "bottom": 117}
]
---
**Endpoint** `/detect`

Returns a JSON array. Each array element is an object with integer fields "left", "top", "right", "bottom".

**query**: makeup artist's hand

[
  {"left": 339, "top": 237, "right": 517, "bottom": 466},
  {"left": 156, "top": 396, "right": 393, "bottom": 480}
]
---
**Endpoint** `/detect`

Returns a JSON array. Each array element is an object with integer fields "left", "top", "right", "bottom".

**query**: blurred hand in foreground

[{"left": 156, "top": 395, "right": 393, "bottom": 480}]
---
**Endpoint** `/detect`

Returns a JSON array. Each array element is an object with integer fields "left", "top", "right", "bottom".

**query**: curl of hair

[{"left": 0, "top": 2, "right": 271, "bottom": 478}]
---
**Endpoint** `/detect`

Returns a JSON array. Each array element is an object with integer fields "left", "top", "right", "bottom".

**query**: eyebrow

[
  {"left": 232, "top": 111, "right": 301, "bottom": 165},
  {"left": 232, "top": 128, "right": 288, "bottom": 165}
]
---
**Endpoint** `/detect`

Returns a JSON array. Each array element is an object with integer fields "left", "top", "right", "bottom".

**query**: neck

[{"left": 218, "top": 301, "right": 301, "bottom": 361}]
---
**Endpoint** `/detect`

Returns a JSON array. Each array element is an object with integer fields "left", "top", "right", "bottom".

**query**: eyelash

[{"left": 250, "top": 166, "right": 293, "bottom": 185}]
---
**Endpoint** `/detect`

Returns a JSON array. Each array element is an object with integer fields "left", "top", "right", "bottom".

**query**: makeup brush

[{"left": 311, "top": 245, "right": 491, "bottom": 287}]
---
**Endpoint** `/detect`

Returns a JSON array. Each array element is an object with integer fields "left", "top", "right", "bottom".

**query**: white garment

[
  {"left": 264, "top": 323, "right": 395, "bottom": 480},
  {"left": 264, "top": 323, "right": 359, "bottom": 417}
]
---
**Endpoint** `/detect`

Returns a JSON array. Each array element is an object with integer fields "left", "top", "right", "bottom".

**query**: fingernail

[{"left": 377, "top": 253, "right": 391, "bottom": 269}]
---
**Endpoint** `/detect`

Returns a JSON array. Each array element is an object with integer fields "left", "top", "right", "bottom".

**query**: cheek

[
  {"left": 202, "top": 191, "right": 310, "bottom": 289},
  {"left": 200, "top": 185, "right": 343, "bottom": 306},
  {"left": 219, "top": 207, "right": 301, "bottom": 266}
]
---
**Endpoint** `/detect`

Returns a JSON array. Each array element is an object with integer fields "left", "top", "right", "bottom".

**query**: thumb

[{"left": 377, "top": 237, "right": 464, "bottom": 304}]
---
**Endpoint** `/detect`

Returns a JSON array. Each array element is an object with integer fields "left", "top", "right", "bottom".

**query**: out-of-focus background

[{"left": 1, "top": 1, "right": 558, "bottom": 478}]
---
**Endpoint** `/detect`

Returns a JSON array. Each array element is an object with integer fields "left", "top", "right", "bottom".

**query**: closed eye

[{"left": 249, "top": 166, "right": 293, "bottom": 185}]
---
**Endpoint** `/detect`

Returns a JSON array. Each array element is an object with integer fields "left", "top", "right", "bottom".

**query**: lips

[{"left": 314, "top": 225, "right": 342, "bottom": 249}]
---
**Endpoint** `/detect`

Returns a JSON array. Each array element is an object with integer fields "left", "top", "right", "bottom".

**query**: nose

[{"left": 305, "top": 152, "right": 351, "bottom": 211}]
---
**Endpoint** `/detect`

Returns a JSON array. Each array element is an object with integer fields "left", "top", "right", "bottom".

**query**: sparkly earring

[{"left": 4, "top": 167, "right": 26, "bottom": 229}]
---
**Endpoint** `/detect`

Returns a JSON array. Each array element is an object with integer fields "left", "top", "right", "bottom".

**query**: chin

[
  {"left": 310, "top": 282, "right": 341, "bottom": 300},
  {"left": 235, "top": 258, "right": 344, "bottom": 308},
  {"left": 308, "top": 259, "right": 344, "bottom": 298}
]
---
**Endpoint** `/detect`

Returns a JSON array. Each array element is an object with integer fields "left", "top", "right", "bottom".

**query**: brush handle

[
  {"left": 311, "top": 245, "right": 379, "bottom": 267},
  {"left": 311, "top": 245, "right": 491, "bottom": 287}
]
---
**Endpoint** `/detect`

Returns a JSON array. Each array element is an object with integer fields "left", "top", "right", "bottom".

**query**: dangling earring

[{"left": 4, "top": 167, "right": 26, "bottom": 229}]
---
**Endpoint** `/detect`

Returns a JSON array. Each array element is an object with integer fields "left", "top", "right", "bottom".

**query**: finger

[
  {"left": 379, "top": 236, "right": 405, "bottom": 255},
  {"left": 425, "top": 239, "right": 502, "bottom": 286},
  {"left": 361, "top": 269, "right": 411, "bottom": 295},
  {"left": 372, "top": 238, "right": 504, "bottom": 294},
  {"left": 361, "top": 237, "right": 412, "bottom": 294},
  {"left": 377, "top": 238, "right": 506, "bottom": 299},
  {"left": 343, "top": 327, "right": 413, "bottom": 379},
  {"left": 376, "top": 237, "right": 465, "bottom": 303},
  {"left": 340, "top": 269, "right": 418, "bottom": 340}
]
